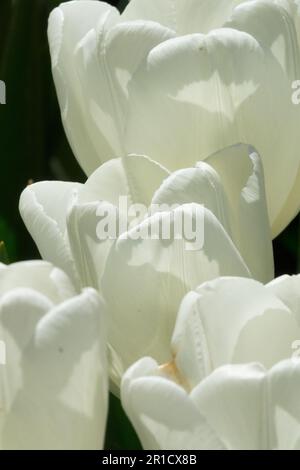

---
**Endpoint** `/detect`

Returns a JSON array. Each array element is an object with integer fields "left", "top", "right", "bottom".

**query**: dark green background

[{"left": 0, "top": 0, "right": 299, "bottom": 449}]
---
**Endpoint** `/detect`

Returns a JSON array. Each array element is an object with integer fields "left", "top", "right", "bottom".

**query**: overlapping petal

[
  {"left": 121, "top": 357, "right": 225, "bottom": 450},
  {"left": 48, "top": 1, "right": 120, "bottom": 174},
  {"left": 102, "top": 205, "right": 250, "bottom": 387},
  {"left": 152, "top": 144, "right": 273, "bottom": 282},
  {"left": 19, "top": 182, "right": 81, "bottom": 287},
  {"left": 122, "top": 0, "right": 245, "bottom": 34},
  {"left": 121, "top": 358, "right": 300, "bottom": 450},
  {"left": 125, "top": 26, "right": 300, "bottom": 234},
  {"left": 172, "top": 276, "right": 300, "bottom": 389},
  {"left": 48, "top": 0, "right": 300, "bottom": 234},
  {"left": 0, "top": 262, "right": 107, "bottom": 450}
]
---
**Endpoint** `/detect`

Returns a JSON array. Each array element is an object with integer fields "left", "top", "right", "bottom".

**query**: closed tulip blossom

[
  {"left": 48, "top": 0, "right": 300, "bottom": 236},
  {"left": 0, "top": 261, "right": 107, "bottom": 450},
  {"left": 121, "top": 275, "right": 300, "bottom": 450},
  {"left": 20, "top": 145, "right": 273, "bottom": 388}
]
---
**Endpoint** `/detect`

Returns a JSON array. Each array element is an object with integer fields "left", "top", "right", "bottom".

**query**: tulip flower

[
  {"left": 122, "top": 358, "right": 300, "bottom": 450},
  {"left": 20, "top": 146, "right": 273, "bottom": 388},
  {"left": 48, "top": 0, "right": 300, "bottom": 236},
  {"left": 0, "top": 261, "right": 107, "bottom": 450},
  {"left": 121, "top": 274, "right": 300, "bottom": 450}
]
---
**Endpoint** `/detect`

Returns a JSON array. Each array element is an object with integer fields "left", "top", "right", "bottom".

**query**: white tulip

[
  {"left": 0, "top": 261, "right": 107, "bottom": 450},
  {"left": 48, "top": 0, "right": 300, "bottom": 236},
  {"left": 20, "top": 147, "right": 273, "bottom": 388},
  {"left": 172, "top": 274, "right": 300, "bottom": 387},
  {"left": 122, "top": 358, "right": 300, "bottom": 450},
  {"left": 121, "top": 274, "right": 300, "bottom": 450}
]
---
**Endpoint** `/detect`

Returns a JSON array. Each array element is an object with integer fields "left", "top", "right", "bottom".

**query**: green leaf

[
  {"left": 0, "top": 0, "right": 83, "bottom": 261},
  {"left": 105, "top": 393, "right": 142, "bottom": 450}
]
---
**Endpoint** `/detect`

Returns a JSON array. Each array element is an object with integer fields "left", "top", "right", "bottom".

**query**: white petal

[
  {"left": 68, "top": 155, "right": 169, "bottom": 289},
  {"left": 206, "top": 144, "right": 273, "bottom": 282},
  {"left": 225, "top": 1, "right": 300, "bottom": 234},
  {"left": 269, "top": 359, "right": 300, "bottom": 450},
  {"left": 172, "top": 277, "right": 300, "bottom": 389},
  {"left": 152, "top": 143, "right": 273, "bottom": 282},
  {"left": 276, "top": 0, "right": 300, "bottom": 48},
  {"left": 266, "top": 274, "right": 300, "bottom": 320},
  {"left": 48, "top": 1, "right": 120, "bottom": 174},
  {"left": 121, "top": 358, "right": 224, "bottom": 450},
  {"left": 122, "top": 0, "right": 245, "bottom": 34},
  {"left": 79, "top": 154, "right": 169, "bottom": 207},
  {"left": 226, "top": 0, "right": 300, "bottom": 80},
  {"left": 102, "top": 205, "right": 250, "bottom": 387},
  {"left": 0, "top": 261, "right": 79, "bottom": 445},
  {"left": 193, "top": 360, "right": 300, "bottom": 449},
  {"left": 122, "top": 359, "right": 300, "bottom": 450},
  {"left": 151, "top": 162, "right": 233, "bottom": 238},
  {"left": 67, "top": 201, "right": 116, "bottom": 290},
  {"left": 19, "top": 182, "right": 81, "bottom": 287},
  {"left": 50, "top": 3, "right": 174, "bottom": 175},
  {"left": 125, "top": 28, "right": 300, "bottom": 234},
  {"left": 101, "top": 20, "right": 175, "bottom": 119},
  {"left": 0, "top": 289, "right": 52, "bottom": 420},
  {"left": 0, "top": 260, "right": 77, "bottom": 303},
  {"left": 0, "top": 288, "right": 107, "bottom": 450},
  {"left": 191, "top": 363, "right": 266, "bottom": 449}
]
